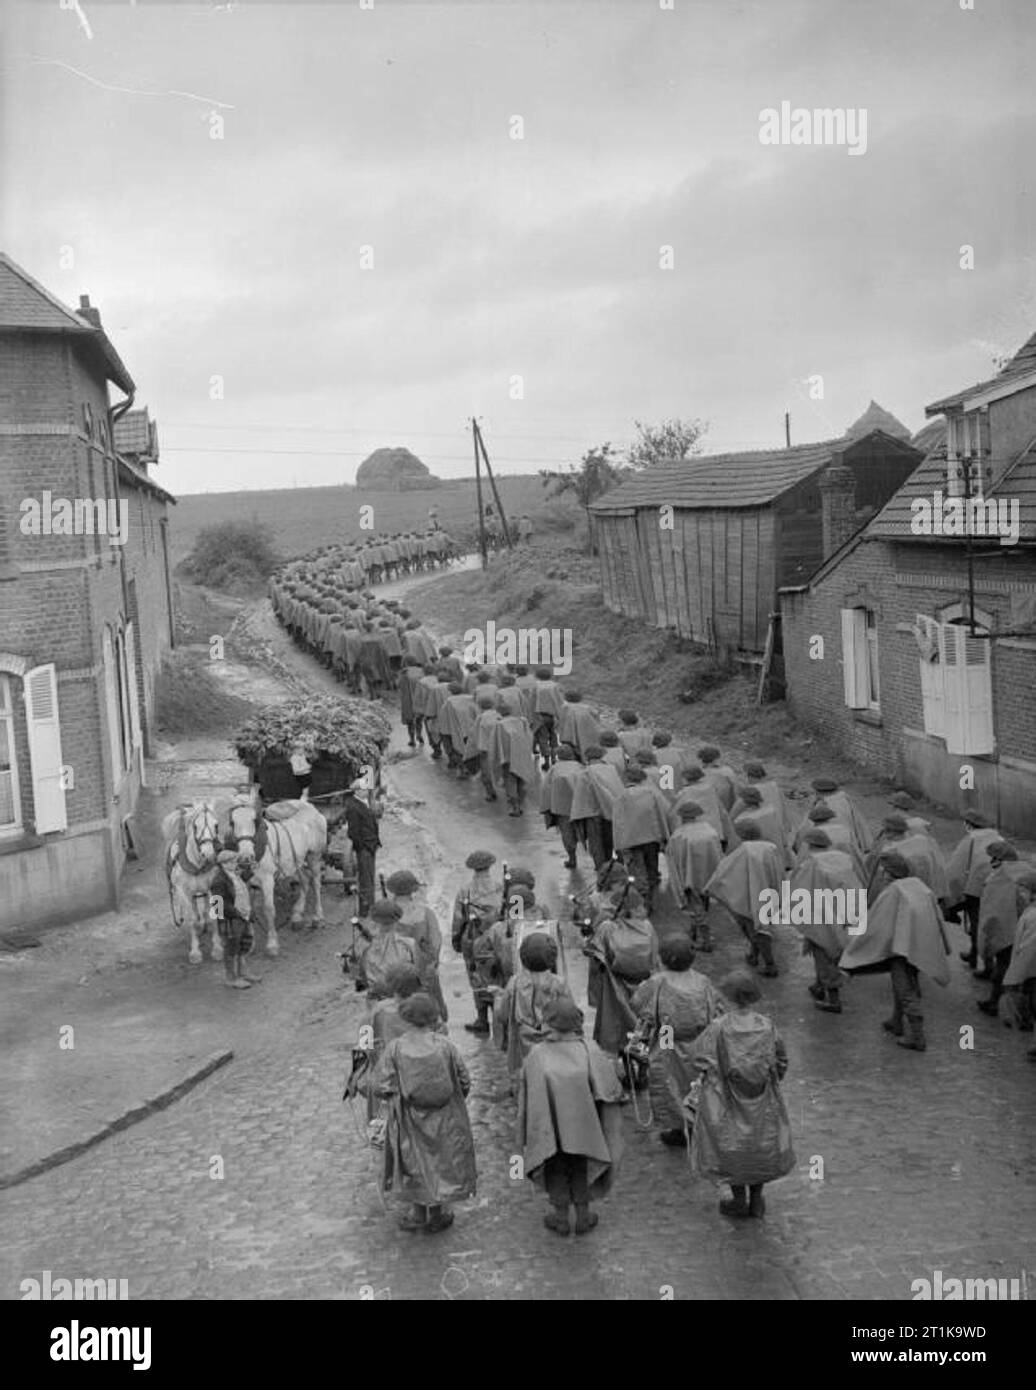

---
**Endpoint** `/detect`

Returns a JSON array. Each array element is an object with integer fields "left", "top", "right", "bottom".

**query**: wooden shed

[{"left": 590, "top": 429, "right": 921, "bottom": 655}]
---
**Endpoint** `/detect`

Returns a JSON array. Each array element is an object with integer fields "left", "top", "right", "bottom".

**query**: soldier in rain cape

[
  {"left": 631, "top": 933, "right": 724, "bottom": 1146},
  {"left": 788, "top": 828, "right": 864, "bottom": 1014},
  {"left": 492, "top": 700, "right": 538, "bottom": 817},
  {"left": 518, "top": 997, "right": 625, "bottom": 1236},
  {"left": 689, "top": 969, "right": 795, "bottom": 1220},
  {"left": 705, "top": 823, "right": 784, "bottom": 976},
  {"left": 569, "top": 746, "right": 625, "bottom": 871},
  {"left": 665, "top": 801, "right": 722, "bottom": 952},
  {"left": 376, "top": 993, "right": 476, "bottom": 1234},
  {"left": 557, "top": 691, "right": 602, "bottom": 762},
  {"left": 839, "top": 851, "right": 951, "bottom": 1052}
]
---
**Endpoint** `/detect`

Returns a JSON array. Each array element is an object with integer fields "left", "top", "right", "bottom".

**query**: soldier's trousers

[
  {"left": 479, "top": 751, "right": 497, "bottom": 799},
  {"left": 503, "top": 770, "right": 525, "bottom": 813},
  {"left": 544, "top": 1152, "right": 590, "bottom": 1208},
  {"left": 889, "top": 956, "right": 922, "bottom": 1024},
  {"left": 624, "top": 842, "right": 660, "bottom": 912},
  {"left": 534, "top": 715, "right": 558, "bottom": 765},
  {"left": 810, "top": 943, "right": 842, "bottom": 990},
  {"left": 581, "top": 816, "right": 613, "bottom": 870},
  {"left": 556, "top": 813, "right": 578, "bottom": 862}
]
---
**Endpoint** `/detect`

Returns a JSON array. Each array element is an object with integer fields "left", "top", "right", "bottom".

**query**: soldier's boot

[
  {"left": 464, "top": 999, "right": 491, "bottom": 1035},
  {"left": 719, "top": 1184, "right": 749, "bottom": 1218},
  {"left": 573, "top": 1205, "right": 598, "bottom": 1235},
  {"left": 882, "top": 1000, "right": 904, "bottom": 1037},
  {"left": 397, "top": 1204, "right": 426, "bottom": 1232},
  {"left": 815, "top": 987, "right": 842, "bottom": 1014},
  {"left": 807, "top": 980, "right": 827, "bottom": 1001},
  {"left": 897, "top": 1015, "right": 927, "bottom": 1052},
  {"left": 748, "top": 1184, "right": 766, "bottom": 1218},
  {"left": 544, "top": 1204, "right": 570, "bottom": 1236},
  {"left": 425, "top": 1205, "right": 455, "bottom": 1234}
]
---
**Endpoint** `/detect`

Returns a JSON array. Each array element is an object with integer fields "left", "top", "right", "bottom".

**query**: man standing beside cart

[{"left": 343, "top": 776, "right": 382, "bottom": 917}]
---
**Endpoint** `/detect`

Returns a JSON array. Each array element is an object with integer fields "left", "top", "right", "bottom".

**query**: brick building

[
  {"left": 781, "top": 332, "right": 1036, "bottom": 836},
  {"left": 0, "top": 254, "right": 176, "bottom": 930},
  {"left": 590, "top": 424, "right": 920, "bottom": 657}
]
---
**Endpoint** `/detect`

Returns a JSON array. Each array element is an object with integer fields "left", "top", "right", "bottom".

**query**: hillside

[{"left": 168, "top": 475, "right": 552, "bottom": 564}]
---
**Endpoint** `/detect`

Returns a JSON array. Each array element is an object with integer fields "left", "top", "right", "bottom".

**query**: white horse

[
  {"left": 220, "top": 792, "right": 328, "bottom": 955},
  {"left": 164, "top": 801, "right": 224, "bottom": 964}
]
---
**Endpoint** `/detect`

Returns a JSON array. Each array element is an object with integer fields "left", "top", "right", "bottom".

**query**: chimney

[
  {"left": 78, "top": 293, "right": 101, "bottom": 328},
  {"left": 819, "top": 454, "right": 857, "bottom": 557}
]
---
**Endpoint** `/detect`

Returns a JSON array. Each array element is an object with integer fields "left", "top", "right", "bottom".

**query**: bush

[{"left": 181, "top": 519, "right": 279, "bottom": 592}]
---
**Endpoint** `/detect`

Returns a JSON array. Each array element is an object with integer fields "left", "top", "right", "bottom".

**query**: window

[
  {"left": 840, "top": 607, "right": 880, "bottom": 711},
  {"left": 0, "top": 676, "right": 22, "bottom": 833},
  {"left": 916, "top": 612, "right": 994, "bottom": 755},
  {"left": 946, "top": 411, "right": 988, "bottom": 499}
]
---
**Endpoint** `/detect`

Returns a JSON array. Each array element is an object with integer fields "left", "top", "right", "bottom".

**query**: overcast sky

[{"left": 3, "top": 0, "right": 1034, "bottom": 494}]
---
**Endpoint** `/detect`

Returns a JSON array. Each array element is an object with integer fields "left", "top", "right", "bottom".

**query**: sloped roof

[
  {"left": 926, "top": 330, "right": 1036, "bottom": 414},
  {"left": 114, "top": 408, "right": 156, "bottom": 457},
  {"left": 866, "top": 423, "right": 1036, "bottom": 542},
  {"left": 591, "top": 439, "right": 840, "bottom": 511},
  {"left": 845, "top": 400, "right": 912, "bottom": 442},
  {"left": 590, "top": 430, "right": 915, "bottom": 512},
  {"left": 0, "top": 252, "right": 134, "bottom": 393},
  {"left": 910, "top": 419, "right": 945, "bottom": 455},
  {"left": 116, "top": 455, "right": 175, "bottom": 506}
]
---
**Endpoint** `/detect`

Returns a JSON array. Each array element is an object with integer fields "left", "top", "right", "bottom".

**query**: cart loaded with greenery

[
  {"left": 233, "top": 694, "right": 392, "bottom": 802},
  {"left": 233, "top": 694, "right": 392, "bottom": 897}
]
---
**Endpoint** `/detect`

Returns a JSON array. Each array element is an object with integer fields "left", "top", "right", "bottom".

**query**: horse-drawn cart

[{"left": 233, "top": 693, "right": 392, "bottom": 899}]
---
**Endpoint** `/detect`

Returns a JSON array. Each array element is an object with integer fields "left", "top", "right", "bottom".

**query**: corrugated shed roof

[
  {"left": 927, "top": 330, "right": 1036, "bottom": 413},
  {"left": 0, "top": 252, "right": 135, "bottom": 393},
  {"left": 867, "top": 428, "right": 1036, "bottom": 542},
  {"left": 590, "top": 439, "right": 842, "bottom": 512}
]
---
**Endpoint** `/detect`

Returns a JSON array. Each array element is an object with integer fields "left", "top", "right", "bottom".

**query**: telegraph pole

[
  {"left": 473, "top": 419, "right": 513, "bottom": 549},
  {"left": 472, "top": 418, "right": 488, "bottom": 569}
]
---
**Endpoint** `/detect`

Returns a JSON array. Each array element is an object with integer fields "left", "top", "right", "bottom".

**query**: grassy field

[{"left": 168, "top": 475, "right": 562, "bottom": 564}]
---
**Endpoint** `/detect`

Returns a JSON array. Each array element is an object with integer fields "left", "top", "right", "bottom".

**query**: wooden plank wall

[{"left": 597, "top": 506, "right": 776, "bottom": 653}]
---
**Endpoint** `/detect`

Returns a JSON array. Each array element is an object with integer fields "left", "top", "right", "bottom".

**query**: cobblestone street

[{"left": 2, "top": 596, "right": 1034, "bottom": 1302}]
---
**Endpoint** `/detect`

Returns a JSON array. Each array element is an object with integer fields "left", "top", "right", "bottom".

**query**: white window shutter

[
  {"left": 963, "top": 630, "right": 994, "bottom": 755},
  {"left": 125, "top": 621, "right": 145, "bottom": 783},
  {"left": 25, "top": 663, "right": 67, "bottom": 833},
  {"left": 841, "top": 609, "right": 868, "bottom": 708},
  {"left": 101, "top": 627, "right": 122, "bottom": 787},
  {"left": 941, "top": 623, "right": 967, "bottom": 754}
]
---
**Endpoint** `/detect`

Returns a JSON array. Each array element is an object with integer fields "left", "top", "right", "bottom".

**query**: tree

[
  {"left": 540, "top": 443, "right": 622, "bottom": 552},
  {"left": 626, "top": 417, "right": 708, "bottom": 471},
  {"left": 183, "top": 518, "right": 279, "bottom": 593}
]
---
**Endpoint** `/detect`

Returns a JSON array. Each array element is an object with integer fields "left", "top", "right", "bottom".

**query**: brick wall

[
  {"left": 0, "top": 329, "right": 175, "bottom": 926},
  {"left": 782, "top": 534, "right": 1036, "bottom": 829}
]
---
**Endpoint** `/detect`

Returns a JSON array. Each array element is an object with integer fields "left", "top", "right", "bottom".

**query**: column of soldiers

[
  {"left": 351, "top": 729, "right": 1036, "bottom": 1236},
  {"left": 399, "top": 659, "right": 1036, "bottom": 1064},
  {"left": 268, "top": 529, "right": 453, "bottom": 699}
]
